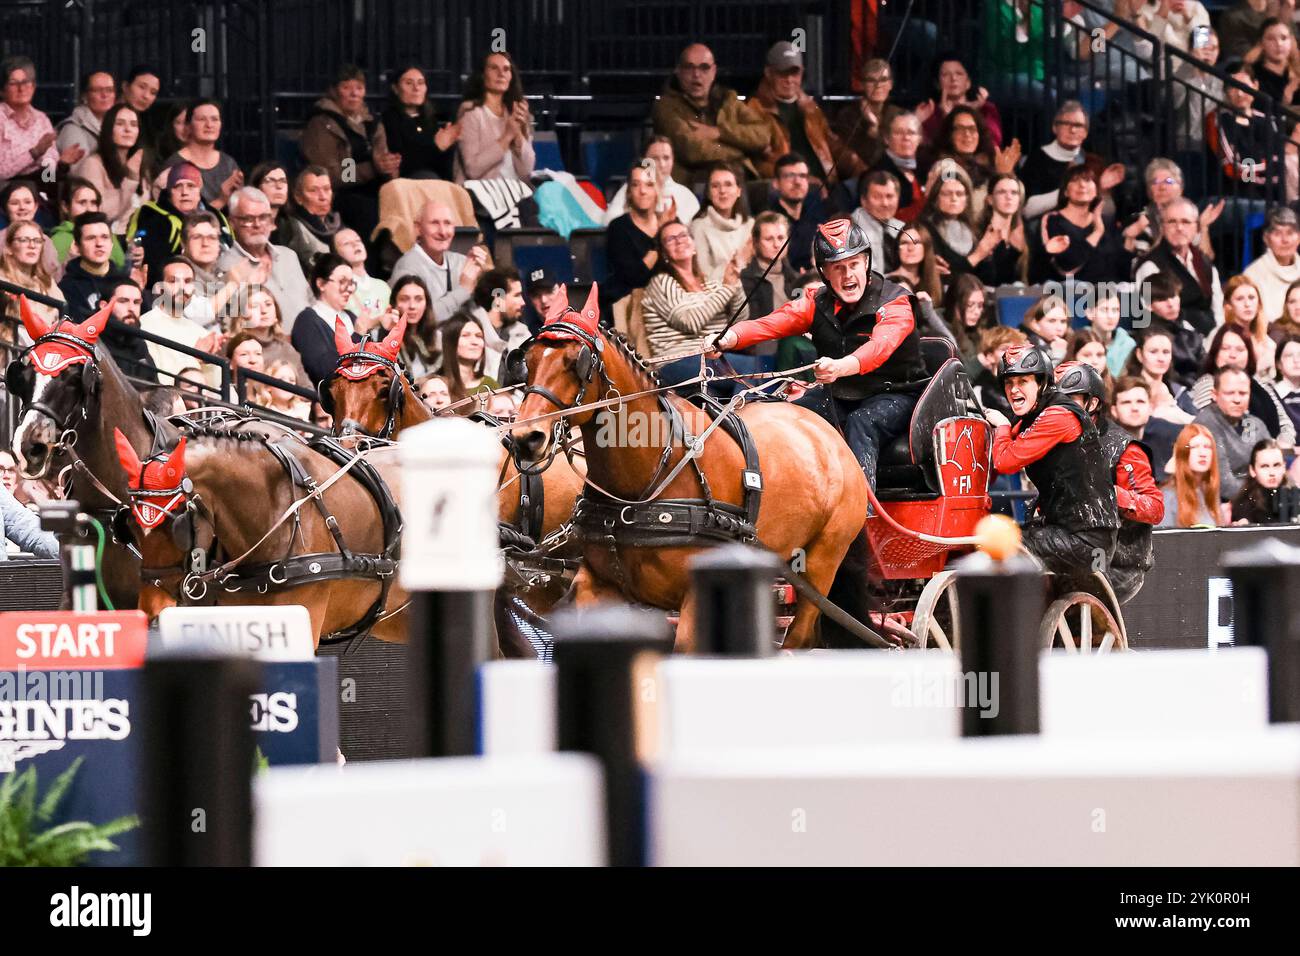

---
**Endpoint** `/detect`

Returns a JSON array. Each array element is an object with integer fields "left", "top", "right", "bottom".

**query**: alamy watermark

[{"left": 891, "top": 668, "right": 1000, "bottom": 718}]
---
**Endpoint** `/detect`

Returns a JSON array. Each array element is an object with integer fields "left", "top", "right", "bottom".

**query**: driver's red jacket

[
  {"left": 1114, "top": 443, "right": 1163, "bottom": 524},
  {"left": 991, "top": 407, "right": 1081, "bottom": 473},
  {"left": 727, "top": 291, "right": 914, "bottom": 375}
]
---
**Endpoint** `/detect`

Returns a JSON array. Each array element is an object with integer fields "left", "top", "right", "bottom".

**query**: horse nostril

[
  {"left": 26, "top": 442, "right": 47, "bottom": 462},
  {"left": 520, "top": 430, "right": 545, "bottom": 457}
]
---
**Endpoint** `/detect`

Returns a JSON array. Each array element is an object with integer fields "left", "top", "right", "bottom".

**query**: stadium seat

[
  {"left": 451, "top": 226, "right": 484, "bottom": 258},
  {"left": 494, "top": 230, "right": 574, "bottom": 286},
  {"left": 995, "top": 284, "right": 1043, "bottom": 328},
  {"left": 534, "top": 130, "right": 565, "bottom": 172},
  {"left": 582, "top": 131, "right": 640, "bottom": 194},
  {"left": 568, "top": 228, "right": 609, "bottom": 284},
  {"left": 1242, "top": 210, "right": 1267, "bottom": 266}
]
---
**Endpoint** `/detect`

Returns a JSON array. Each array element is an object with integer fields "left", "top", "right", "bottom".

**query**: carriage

[{"left": 858, "top": 337, "right": 1129, "bottom": 653}]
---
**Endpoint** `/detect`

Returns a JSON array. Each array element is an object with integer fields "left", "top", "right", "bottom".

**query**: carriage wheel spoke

[
  {"left": 1097, "top": 631, "right": 1116, "bottom": 654},
  {"left": 928, "top": 618, "right": 949, "bottom": 651},
  {"left": 1058, "top": 616, "right": 1076, "bottom": 651},
  {"left": 1080, "top": 608, "right": 1093, "bottom": 652}
]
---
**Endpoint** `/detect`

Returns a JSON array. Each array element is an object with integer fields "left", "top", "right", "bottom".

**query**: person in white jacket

[
  {"left": 1243, "top": 205, "right": 1300, "bottom": 322},
  {"left": 604, "top": 136, "right": 699, "bottom": 225}
]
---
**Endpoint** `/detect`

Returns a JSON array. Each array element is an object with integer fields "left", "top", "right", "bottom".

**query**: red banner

[{"left": 0, "top": 612, "right": 148, "bottom": 669}]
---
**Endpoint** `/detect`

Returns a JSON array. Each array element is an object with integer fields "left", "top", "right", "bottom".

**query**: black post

[
  {"left": 955, "top": 553, "right": 1044, "bottom": 737},
  {"left": 1224, "top": 540, "right": 1300, "bottom": 724},
  {"left": 552, "top": 606, "right": 674, "bottom": 867},
  {"left": 141, "top": 655, "right": 260, "bottom": 866},
  {"left": 405, "top": 589, "right": 494, "bottom": 757},
  {"left": 689, "top": 544, "right": 782, "bottom": 656}
]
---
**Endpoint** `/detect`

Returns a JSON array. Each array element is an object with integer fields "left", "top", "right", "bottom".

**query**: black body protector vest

[
  {"left": 810, "top": 273, "right": 929, "bottom": 401},
  {"left": 1099, "top": 418, "right": 1155, "bottom": 572},
  {"left": 1018, "top": 392, "right": 1121, "bottom": 535}
]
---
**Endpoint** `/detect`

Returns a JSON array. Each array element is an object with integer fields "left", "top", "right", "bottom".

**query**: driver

[
  {"left": 1053, "top": 360, "right": 1163, "bottom": 602},
  {"left": 712, "top": 217, "right": 928, "bottom": 490},
  {"left": 991, "top": 345, "right": 1119, "bottom": 579}
]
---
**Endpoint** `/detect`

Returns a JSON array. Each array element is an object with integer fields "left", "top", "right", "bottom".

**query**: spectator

[
  {"left": 523, "top": 264, "right": 565, "bottom": 332},
  {"left": 156, "top": 103, "right": 190, "bottom": 170},
  {"left": 416, "top": 372, "right": 452, "bottom": 412},
  {"left": 917, "top": 161, "right": 985, "bottom": 281},
  {"left": 290, "top": 252, "right": 370, "bottom": 385},
  {"left": 830, "top": 58, "right": 898, "bottom": 170},
  {"left": 1171, "top": 28, "right": 1223, "bottom": 150},
  {"left": 466, "top": 266, "right": 530, "bottom": 380},
  {"left": 917, "top": 53, "right": 1004, "bottom": 148},
  {"left": 1062, "top": 1, "right": 1150, "bottom": 87},
  {"left": 641, "top": 221, "right": 749, "bottom": 387},
  {"left": 1230, "top": 438, "right": 1297, "bottom": 523},
  {"left": 1243, "top": 17, "right": 1300, "bottom": 109},
  {"left": 59, "top": 212, "right": 132, "bottom": 322},
  {"left": 943, "top": 273, "right": 992, "bottom": 366},
  {"left": 973, "top": 173, "right": 1029, "bottom": 285},
  {"left": 390, "top": 274, "right": 439, "bottom": 379},
  {"left": 1111, "top": 375, "right": 1180, "bottom": 485},
  {"left": 1244, "top": 205, "right": 1300, "bottom": 321},
  {"left": 437, "top": 313, "right": 497, "bottom": 408},
  {"left": 603, "top": 137, "right": 700, "bottom": 225},
  {"left": 454, "top": 51, "right": 534, "bottom": 185},
  {"left": 600, "top": 164, "right": 674, "bottom": 315},
  {"left": 0, "top": 221, "right": 61, "bottom": 340},
  {"left": 970, "top": 325, "right": 1028, "bottom": 420},
  {"left": 690, "top": 162, "right": 752, "bottom": 282},
  {"left": 1271, "top": 278, "right": 1300, "bottom": 344},
  {"left": 1067, "top": 328, "right": 1116, "bottom": 396},
  {"left": 1192, "top": 366, "right": 1272, "bottom": 497},
  {"left": 1184, "top": 322, "right": 1294, "bottom": 444},
  {"left": 226, "top": 331, "right": 269, "bottom": 403},
  {"left": 390, "top": 200, "right": 488, "bottom": 323},
  {"left": 1158, "top": 422, "right": 1223, "bottom": 527},
  {"left": 1021, "top": 294, "right": 1073, "bottom": 364},
  {"left": 334, "top": 226, "right": 389, "bottom": 320},
  {"left": 48, "top": 178, "right": 122, "bottom": 267},
  {"left": 381, "top": 65, "right": 458, "bottom": 181},
  {"left": 1084, "top": 287, "right": 1136, "bottom": 376},
  {"left": 72, "top": 103, "right": 152, "bottom": 235},
  {"left": 301, "top": 65, "right": 398, "bottom": 237},
  {"left": 56, "top": 70, "right": 115, "bottom": 158},
  {"left": 180, "top": 211, "right": 229, "bottom": 330},
  {"left": 118, "top": 65, "right": 163, "bottom": 156},
  {"left": 1035, "top": 166, "right": 1131, "bottom": 285},
  {"left": 216, "top": 186, "right": 312, "bottom": 331},
  {"left": 0, "top": 180, "right": 60, "bottom": 280},
  {"left": 159, "top": 100, "right": 242, "bottom": 210},
  {"left": 486, "top": 391, "right": 518, "bottom": 422},
  {"left": 140, "top": 257, "right": 223, "bottom": 387},
  {"left": 249, "top": 161, "right": 294, "bottom": 248},
  {"left": 1218, "top": 0, "right": 1276, "bottom": 60},
  {"left": 927, "top": 104, "right": 1018, "bottom": 210},
  {"left": 1124, "top": 158, "right": 1219, "bottom": 261},
  {"left": 1134, "top": 197, "right": 1223, "bottom": 331},
  {"left": 1125, "top": 328, "right": 1194, "bottom": 426},
  {"left": 740, "top": 211, "right": 798, "bottom": 319},
  {"left": 1225, "top": 274, "right": 1276, "bottom": 379},
  {"left": 284, "top": 165, "right": 343, "bottom": 276},
  {"left": 174, "top": 365, "right": 209, "bottom": 409},
  {"left": 1143, "top": 271, "right": 1206, "bottom": 387},
  {"left": 100, "top": 279, "right": 155, "bottom": 382},
  {"left": 263, "top": 358, "right": 312, "bottom": 421},
  {"left": 886, "top": 223, "right": 943, "bottom": 303},
  {"left": 0, "top": 55, "right": 80, "bottom": 181},
  {"left": 1274, "top": 335, "right": 1300, "bottom": 433},
  {"left": 227, "top": 286, "right": 307, "bottom": 387},
  {"left": 0, "top": 481, "right": 57, "bottom": 558},
  {"left": 1018, "top": 101, "right": 1121, "bottom": 220},
  {"left": 850, "top": 171, "right": 904, "bottom": 272},
  {"left": 1132, "top": 0, "right": 1212, "bottom": 53},
  {"left": 767, "top": 153, "right": 826, "bottom": 273},
  {"left": 651, "top": 43, "right": 770, "bottom": 184},
  {"left": 749, "top": 41, "right": 863, "bottom": 183},
  {"left": 0, "top": 451, "right": 33, "bottom": 507},
  {"left": 1215, "top": 60, "right": 1283, "bottom": 195},
  {"left": 870, "top": 111, "right": 926, "bottom": 223},
  {"left": 128, "top": 162, "right": 229, "bottom": 289}
]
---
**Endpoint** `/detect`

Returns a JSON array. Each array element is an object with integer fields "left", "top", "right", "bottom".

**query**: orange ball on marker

[{"left": 975, "top": 514, "right": 1021, "bottom": 561}]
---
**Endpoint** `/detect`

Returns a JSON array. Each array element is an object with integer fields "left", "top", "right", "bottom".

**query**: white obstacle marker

[
  {"left": 649, "top": 728, "right": 1300, "bottom": 866},
  {"left": 156, "top": 605, "right": 316, "bottom": 660},
  {"left": 254, "top": 753, "right": 605, "bottom": 865}
]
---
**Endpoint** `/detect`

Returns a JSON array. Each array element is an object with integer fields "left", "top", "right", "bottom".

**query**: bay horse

[
  {"left": 507, "top": 285, "right": 869, "bottom": 651},
  {"left": 8, "top": 296, "right": 171, "bottom": 610},
  {"left": 112, "top": 418, "right": 409, "bottom": 648}
]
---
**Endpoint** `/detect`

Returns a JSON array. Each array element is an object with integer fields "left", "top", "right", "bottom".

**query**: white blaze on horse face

[{"left": 12, "top": 372, "right": 55, "bottom": 474}]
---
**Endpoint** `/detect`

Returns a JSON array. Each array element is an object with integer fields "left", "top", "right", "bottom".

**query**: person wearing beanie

[{"left": 126, "top": 160, "right": 231, "bottom": 289}]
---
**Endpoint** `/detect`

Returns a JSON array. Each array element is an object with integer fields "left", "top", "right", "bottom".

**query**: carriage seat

[{"left": 875, "top": 337, "right": 981, "bottom": 497}]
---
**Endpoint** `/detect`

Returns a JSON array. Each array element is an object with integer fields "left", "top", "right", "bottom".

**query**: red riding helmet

[{"left": 812, "top": 218, "right": 872, "bottom": 285}]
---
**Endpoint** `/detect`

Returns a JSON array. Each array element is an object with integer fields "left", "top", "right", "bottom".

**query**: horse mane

[{"left": 601, "top": 327, "right": 661, "bottom": 391}]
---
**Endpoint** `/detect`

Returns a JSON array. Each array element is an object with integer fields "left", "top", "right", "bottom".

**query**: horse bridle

[
  {"left": 6, "top": 330, "right": 104, "bottom": 475},
  {"left": 318, "top": 349, "right": 406, "bottom": 440}
]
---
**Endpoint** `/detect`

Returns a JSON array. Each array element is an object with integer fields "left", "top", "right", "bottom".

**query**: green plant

[{"left": 0, "top": 757, "right": 139, "bottom": 866}]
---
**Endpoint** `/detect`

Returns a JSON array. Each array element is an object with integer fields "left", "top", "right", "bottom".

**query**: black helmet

[
  {"left": 812, "top": 218, "right": 872, "bottom": 283},
  {"left": 997, "top": 343, "right": 1053, "bottom": 388},
  {"left": 1053, "top": 360, "right": 1107, "bottom": 404}
]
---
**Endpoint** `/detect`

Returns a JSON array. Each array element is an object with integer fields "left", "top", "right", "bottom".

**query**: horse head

[
  {"left": 507, "top": 284, "right": 610, "bottom": 462},
  {"left": 322, "top": 317, "right": 417, "bottom": 439},
  {"left": 11, "top": 297, "right": 112, "bottom": 478}
]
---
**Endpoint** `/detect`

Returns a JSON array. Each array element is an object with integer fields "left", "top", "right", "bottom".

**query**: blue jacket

[{"left": 0, "top": 486, "right": 57, "bottom": 559}]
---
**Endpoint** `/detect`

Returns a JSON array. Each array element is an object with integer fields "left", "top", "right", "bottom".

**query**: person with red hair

[{"left": 1158, "top": 422, "right": 1224, "bottom": 527}]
